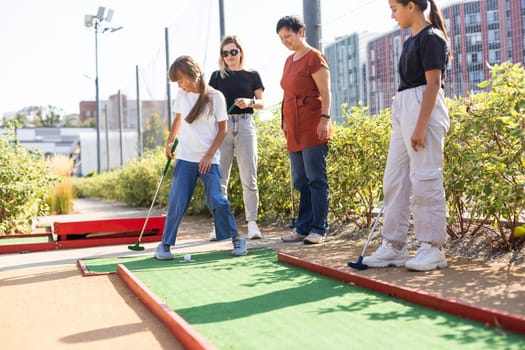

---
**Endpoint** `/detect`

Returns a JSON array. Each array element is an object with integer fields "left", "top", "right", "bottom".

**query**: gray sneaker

[
  {"left": 155, "top": 243, "right": 173, "bottom": 260},
  {"left": 362, "top": 240, "right": 409, "bottom": 267},
  {"left": 232, "top": 236, "right": 247, "bottom": 256},
  {"left": 405, "top": 243, "right": 447, "bottom": 271},
  {"left": 304, "top": 233, "right": 325, "bottom": 244},
  {"left": 209, "top": 228, "right": 217, "bottom": 241},
  {"left": 247, "top": 221, "right": 262, "bottom": 239}
]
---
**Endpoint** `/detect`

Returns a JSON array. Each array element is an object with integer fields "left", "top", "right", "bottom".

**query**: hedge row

[{"left": 73, "top": 63, "right": 524, "bottom": 248}]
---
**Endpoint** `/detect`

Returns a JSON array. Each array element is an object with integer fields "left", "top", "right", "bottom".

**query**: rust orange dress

[{"left": 280, "top": 49, "right": 333, "bottom": 153}]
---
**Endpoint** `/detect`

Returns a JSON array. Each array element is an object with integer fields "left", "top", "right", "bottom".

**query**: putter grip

[
  {"left": 227, "top": 102, "right": 236, "bottom": 114},
  {"left": 163, "top": 139, "right": 179, "bottom": 175}
]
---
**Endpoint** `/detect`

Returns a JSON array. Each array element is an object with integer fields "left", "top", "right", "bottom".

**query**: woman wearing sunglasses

[{"left": 208, "top": 35, "right": 265, "bottom": 240}]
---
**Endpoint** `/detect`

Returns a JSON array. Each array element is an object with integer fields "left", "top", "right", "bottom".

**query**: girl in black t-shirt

[
  {"left": 362, "top": 0, "right": 450, "bottom": 271},
  {"left": 208, "top": 35, "right": 265, "bottom": 241}
]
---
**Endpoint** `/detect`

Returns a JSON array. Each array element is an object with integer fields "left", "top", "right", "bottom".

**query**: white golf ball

[{"left": 183, "top": 254, "right": 191, "bottom": 262}]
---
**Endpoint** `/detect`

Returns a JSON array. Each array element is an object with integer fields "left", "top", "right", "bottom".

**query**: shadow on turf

[{"left": 167, "top": 251, "right": 525, "bottom": 348}]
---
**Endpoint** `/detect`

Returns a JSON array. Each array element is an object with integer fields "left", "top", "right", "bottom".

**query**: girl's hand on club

[{"left": 166, "top": 142, "right": 175, "bottom": 159}]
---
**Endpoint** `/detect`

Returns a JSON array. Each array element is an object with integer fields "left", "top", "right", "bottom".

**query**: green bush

[
  {"left": 330, "top": 104, "right": 390, "bottom": 226},
  {"left": 73, "top": 62, "right": 524, "bottom": 251},
  {"left": 256, "top": 113, "right": 293, "bottom": 221},
  {"left": 0, "top": 128, "right": 58, "bottom": 234},
  {"left": 445, "top": 62, "right": 525, "bottom": 249}
]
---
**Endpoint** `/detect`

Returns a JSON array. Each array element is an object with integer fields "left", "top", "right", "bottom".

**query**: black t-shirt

[
  {"left": 398, "top": 25, "right": 449, "bottom": 92},
  {"left": 209, "top": 69, "right": 264, "bottom": 114}
]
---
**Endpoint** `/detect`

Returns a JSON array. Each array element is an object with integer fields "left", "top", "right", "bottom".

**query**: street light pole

[
  {"left": 94, "top": 19, "right": 101, "bottom": 173},
  {"left": 85, "top": 7, "right": 122, "bottom": 174}
]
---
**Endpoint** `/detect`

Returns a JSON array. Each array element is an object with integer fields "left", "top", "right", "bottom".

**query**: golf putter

[
  {"left": 347, "top": 204, "right": 385, "bottom": 270},
  {"left": 128, "top": 139, "right": 178, "bottom": 251}
]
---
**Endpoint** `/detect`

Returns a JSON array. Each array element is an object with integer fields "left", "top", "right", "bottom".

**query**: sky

[{"left": 0, "top": 0, "right": 402, "bottom": 117}]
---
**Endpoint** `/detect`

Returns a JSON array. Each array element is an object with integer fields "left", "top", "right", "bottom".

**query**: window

[
  {"left": 488, "top": 29, "right": 499, "bottom": 43},
  {"left": 488, "top": 49, "right": 501, "bottom": 63},
  {"left": 466, "top": 32, "right": 482, "bottom": 46},
  {"left": 465, "top": 13, "right": 481, "bottom": 26},
  {"left": 487, "top": 10, "right": 499, "bottom": 25},
  {"left": 469, "top": 70, "right": 483, "bottom": 82},
  {"left": 467, "top": 52, "right": 480, "bottom": 64}
]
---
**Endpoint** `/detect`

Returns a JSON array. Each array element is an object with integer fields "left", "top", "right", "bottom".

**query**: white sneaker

[
  {"left": 405, "top": 243, "right": 447, "bottom": 271},
  {"left": 362, "top": 240, "right": 409, "bottom": 267},
  {"left": 247, "top": 221, "right": 262, "bottom": 239},
  {"left": 209, "top": 228, "right": 217, "bottom": 241}
]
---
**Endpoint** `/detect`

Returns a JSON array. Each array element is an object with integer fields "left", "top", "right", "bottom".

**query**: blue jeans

[
  {"left": 161, "top": 160, "right": 238, "bottom": 245},
  {"left": 289, "top": 143, "right": 329, "bottom": 236}
]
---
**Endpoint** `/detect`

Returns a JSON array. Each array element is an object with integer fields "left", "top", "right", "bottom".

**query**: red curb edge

[
  {"left": 77, "top": 259, "right": 114, "bottom": 277},
  {"left": 277, "top": 251, "right": 525, "bottom": 335},
  {"left": 117, "top": 264, "right": 217, "bottom": 350}
]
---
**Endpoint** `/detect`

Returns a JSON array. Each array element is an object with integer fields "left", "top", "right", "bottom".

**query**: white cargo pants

[{"left": 382, "top": 85, "right": 449, "bottom": 246}]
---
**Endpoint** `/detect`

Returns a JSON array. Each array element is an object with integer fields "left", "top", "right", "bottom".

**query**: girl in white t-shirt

[{"left": 155, "top": 55, "right": 247, "bottom": 260}]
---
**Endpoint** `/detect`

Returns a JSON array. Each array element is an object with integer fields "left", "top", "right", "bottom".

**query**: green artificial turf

[
  {"left": 83, "top": 249, "right": 525, "bottom": 349},
  {"left": 0, "top": 235, "right": 52, "bottom": 245}
]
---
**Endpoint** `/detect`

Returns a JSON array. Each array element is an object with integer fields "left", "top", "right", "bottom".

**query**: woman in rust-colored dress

[{"left": 276, "top": 15, "right": 333, "bottom": 245}]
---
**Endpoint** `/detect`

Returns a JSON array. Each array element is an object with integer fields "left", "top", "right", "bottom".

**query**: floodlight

[
  {"left": 84, "top": 14, "right": 95, "bottom": 28},
  {"left": 96, "top": 6, "right": 106, "bottom": 20},
  {"left": 105, "top": 9, "right": 114, "bottom": 22}
]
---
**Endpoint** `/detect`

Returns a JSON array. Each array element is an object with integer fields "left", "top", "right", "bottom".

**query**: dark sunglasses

[{"left": 221, "top": 48, "right": 240, "bottom": 57}]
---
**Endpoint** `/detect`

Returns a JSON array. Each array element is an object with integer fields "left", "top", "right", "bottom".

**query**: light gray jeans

[
  {"left": 382, "top": 85, "right": 449, "bottom": 246},
  {"left": 219, "top": 114, "right": 259, "bottom": 222}
]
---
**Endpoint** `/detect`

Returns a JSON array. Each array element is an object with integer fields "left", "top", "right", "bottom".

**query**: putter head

[
  {"left": 128, "top": 243, "right": 145, "bottom": 251},
  {"left": 347, "top": 256, "right": 368, "bottom": 270}
]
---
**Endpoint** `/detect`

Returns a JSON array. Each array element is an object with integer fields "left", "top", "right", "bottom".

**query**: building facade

[
  {"left": 325, "top": 33, "right": 364, "bottom": 121},
  {"left": 328, "top": 0, "right": 525, "bottom": 116}
]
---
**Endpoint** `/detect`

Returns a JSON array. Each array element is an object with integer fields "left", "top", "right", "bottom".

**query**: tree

[
  {"left": 33, "top": 105, "right": 63, "bottom": 127},
  {"left": 143, "top": 112, "right": 168, "bottom": 150}
]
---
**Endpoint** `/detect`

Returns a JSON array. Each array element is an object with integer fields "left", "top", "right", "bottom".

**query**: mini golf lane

[{"left": 87, "top": 249, "right": 525, "bottom": 350}]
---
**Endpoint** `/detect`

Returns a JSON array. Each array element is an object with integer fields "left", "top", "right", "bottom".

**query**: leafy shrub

[
  {"left": 445, "top": 62, "right": 525, "bottom": 249},
  {"left": 330, "top": 104, "right": 390, "bottom": 226},
  {"left": 0, "top": 128, "right": 58, "bottom": 234},
  {"left": 73, "top": 62, "right": 524, "bottom": 251},
  {"left": 256, "top": 113, "right": 293, "bottom": 221}
]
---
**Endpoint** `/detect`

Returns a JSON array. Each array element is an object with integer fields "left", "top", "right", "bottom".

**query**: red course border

[
  {"left": 113, "top": 249, "right": 525, "bottom": 349},
  {"left": 117, "top": 264, "right": 217, "bottom": 350},
  {"left": 277, "top": 251, "right": 525, "bottom": 335}
]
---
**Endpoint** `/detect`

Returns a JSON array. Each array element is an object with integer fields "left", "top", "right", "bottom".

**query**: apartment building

[{"left": 327, "top": 0, "right": 525, "bottom": 116}]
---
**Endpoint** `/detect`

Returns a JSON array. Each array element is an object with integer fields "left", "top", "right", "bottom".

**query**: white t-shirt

[{"left": 173, "top": 87, "right": 227, "bottom": 164}]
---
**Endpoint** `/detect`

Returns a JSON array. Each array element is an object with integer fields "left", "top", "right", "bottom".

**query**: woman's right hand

[{"left": 234, "top": 98, "right": 252, "bottom": 109}]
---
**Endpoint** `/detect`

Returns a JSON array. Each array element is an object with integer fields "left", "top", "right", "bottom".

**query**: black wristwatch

[{"left": 321, "top": 114, "right": 331, "bottom": 119}]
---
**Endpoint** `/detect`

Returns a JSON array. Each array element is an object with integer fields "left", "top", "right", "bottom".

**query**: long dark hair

[
  {"left": 168, "top": 56, "right": 212, "bottom": 123},
  {"left": 396, "top": 0, "right": 448, "bottom": 41}
]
